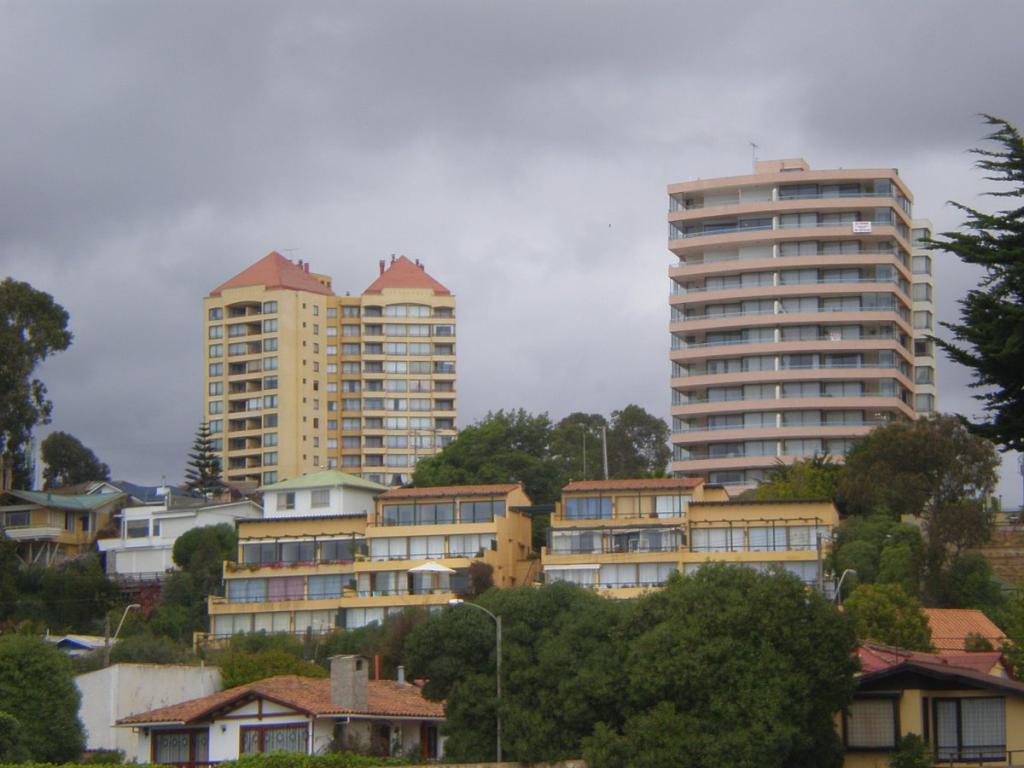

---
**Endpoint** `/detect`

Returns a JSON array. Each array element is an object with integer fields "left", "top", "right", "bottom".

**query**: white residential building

[
  {"left": 97, "top": 499, "right": 262, "bottom": 578},
  {"left": 76, "top": 663, "right": 222, "bottom": 754},
  {"left": 260, "top": 470, "right": 386, "bottom": 519}
]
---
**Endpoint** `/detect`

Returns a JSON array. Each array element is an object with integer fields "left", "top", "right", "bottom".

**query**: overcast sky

[{"left": 2, "top": 0, "right": 1023, "bottom": 505}]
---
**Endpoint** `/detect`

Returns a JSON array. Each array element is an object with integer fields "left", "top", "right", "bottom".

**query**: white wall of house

[
  {"left": 127, "top": 705, "right": 441, "bottom": 762},
  {"left": 77, "top": 664, "right": 222, "bottom": 754},
  {"left": 264, "top": 485, "right": 378, "bottom": 519},
  {"left": 97, "top": 501, "right": 261, "bottom": 576}
]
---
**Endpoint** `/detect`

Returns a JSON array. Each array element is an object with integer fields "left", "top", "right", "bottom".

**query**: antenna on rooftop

[{"left": 749, "top": 141, "right": 759, "bottom": 171}]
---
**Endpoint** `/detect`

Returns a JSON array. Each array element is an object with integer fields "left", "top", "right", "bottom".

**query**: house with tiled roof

[
  {"left": 118, "top": 656, "right": 445, "bottom": 763},
  {"left": 0, "top": 488, "right": 125, "bottom": 565},
  {"left": 543, "top": 477, "right": 838, "bottom": 597},
  {"left": 924, "top": 607, "right": 1008, "bottom": 652},
  {"left": 843, "top": 646, "right": 1024, "bottom": 767}
]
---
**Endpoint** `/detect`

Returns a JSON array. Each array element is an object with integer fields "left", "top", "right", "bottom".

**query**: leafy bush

[{"left": 218, "top": 650, "right": 327, "bottom": 688}]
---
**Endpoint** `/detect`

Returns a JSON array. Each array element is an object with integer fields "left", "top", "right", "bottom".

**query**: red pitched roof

[
  {"left": 118, "top": 676, "right": 443, "bottom": 725},
  {"left": 210, "top": 252, "right": 334, "bottom": 297},
  {"left": 924, "top": 608, "right": 1007, "bottom": 652},
  {"left": 562, "top": 477, "right": 704, "bottom": 493},
  {"left": 380, "top": 483, "right": 522, "bottom": 500},
  {"left": 363, "top": 256, "right": 450, "bottom": 295},
  {"left": 857, "top": 644, "right": 1007, "bottom": 678}
]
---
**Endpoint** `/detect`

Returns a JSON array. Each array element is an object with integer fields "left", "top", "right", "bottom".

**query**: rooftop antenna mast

[{"left": 749, "top": 141, "right": 759, "bottom": 171}]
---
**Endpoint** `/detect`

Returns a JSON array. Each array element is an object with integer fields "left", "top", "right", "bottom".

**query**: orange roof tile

[
  {"left": 924, "top": 608, "right": 1007, "bottom": 652},
  {"left": 363, "top": 256, "right": 450, "bottom": 295},
  {"left": 562, "top": 477, "right": 704, "bottom": 493},
  {"left": 857, "top": 643, "right": 1007, "bottom": 677},
  {"left": 210, "top": 252, "right": 334, "bottom": 297},
  {"left": 380, "top": 483, "right": 521, "bottom": 500},
  {"left": 118, "top": 676, "right": 443, "bottom": 725}
]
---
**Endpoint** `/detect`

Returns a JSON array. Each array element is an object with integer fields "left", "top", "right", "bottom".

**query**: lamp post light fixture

[
  {"left": 104, "top": 603, "right": 141, "bottom": 667},
  {"left": 448, "top": 598, "right": 502, "bottom": 762},
  {"left": 835, "top": 569, "right": 857, "bottom": 605}
]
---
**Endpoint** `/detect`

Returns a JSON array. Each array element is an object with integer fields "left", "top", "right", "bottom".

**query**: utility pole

[
  {"left": 601, "top": 427, "right": 609, "bottom": 481},
  {"left": 582, "top": 430, "right": 587, "bottom": 481}
]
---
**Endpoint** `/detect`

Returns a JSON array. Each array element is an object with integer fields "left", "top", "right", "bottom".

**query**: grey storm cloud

[{"left": 1, "top": 0, "right": 1023, "bottom": 502}]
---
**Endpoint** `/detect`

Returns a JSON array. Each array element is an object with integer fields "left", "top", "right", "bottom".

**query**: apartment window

[
  {"left": 917, "top": 393, "right": 936, "bottom": 413},
  {"left": 208, "top": 381, "right": 223, "bottom": 395},
  {"left": 913, "top": 310, "right": 933, "bottom": 330},
  {"left": 383, "top": 343, "right": 406, "bottom": 355},
  {"left": 209, "top": 362, "right": 223, "bottom": 377},
  {"left": 262, "top": 452, "right": 278, "bottom": 466},
  {"left": 208, "top": 344, "right": 223, "bottom": 358},
  {"left": 125, "top": 520, "right": 149, "bottom": 539},
  {"left": 343, "top": 344, "right": 361, "bottom": 355},
  {"left": 264, "top": 337, "right": 278, "bottom": 351},
  {"left": 263, "top": 395, "right": 278, "bottom": 408},
  {"left": 691, "top": 528, "right": 742, "bottom": 552},
  {"left": 565, "top": 497, "right": 611, "bottom": 520},
  {"left": 208, "top": 325, "right": 223, "bottom": 339},
  {"left": 264, "top": 413, "right": 278, "bottom": 427},
  {"left": 263, "top": 432, "right": 278, "bottom": 447},
  {"left": 311, "top": 489, "right": 330, "bottom": 508},
  {"left": 208, "top": 401, "right": 223, "bottom": 414},
  {"left": 209, "top": 419, "right": 222, "bottom": 433},
  {"left": 262, "top": 301, "right": 278, "bottom": 314},
  {"left": 263, "top": 376, "right": 278, "bottom": 390},
  {"left": 844, "top": 697, "right": 899, "bottom": 750},
  {"left": 277, "top": 492, "right": 295, "bottom": 510},
  {"left": 241, "top": 725, "right": 307, "bottom": 755},
  {"left": 342, "top": 305, "right": 360, "bottom": 317},
  {"left": 263, "top": 356, "right": 278, "bottom": 371},
  {"left": 912, "top": 255, "right": 932, "bottom": 275},
  {"left": 208, "top": 307, "right": 223, "bottom": 321}
]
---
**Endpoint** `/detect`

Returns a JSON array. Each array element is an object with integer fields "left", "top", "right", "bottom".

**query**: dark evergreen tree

[
  {"left": 926, "top": 115, "right": 1024, "bottom": 451},
  {"left": 0, "top": 278, "right": 72, "bottom": 482},
  {"left": 40, "top": 430, "right": 110, "bottom": 488},
  {"left": 184, "top": 421, "right": 223, "bottom": 496}
]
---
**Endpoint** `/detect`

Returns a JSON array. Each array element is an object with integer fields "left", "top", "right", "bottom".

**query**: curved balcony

[
  {"left": 675, "top": 397, "right": 917, "bottom": 421},
  {"left": 671, "top": 364, "right": 915, "bottom": 392},
  {"left": 670, "top": 306, "right": 911, "bottom": 334},
  {"left": 669, "top": 251, "right": 912, "bottom": 281},
  {"left": 667, "top": 194, "right": 912, "bottom": 227},
  {"left": 672, "top": 423, "right": 877, "bottom": 445},
  {"left": 668, "top": 223, "right": 910, "bottom": 257},
  {"left": 670, "top": 335, "right": 912, "bottom": 363},
  {"left": 670, "top": 277, "right": 911, "bottom": 308}
]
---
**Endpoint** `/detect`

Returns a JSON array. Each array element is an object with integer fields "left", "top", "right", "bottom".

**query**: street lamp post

[
  {"left": 835, "top": 569, "right": 857, "bottom": 605},
  {"left": 104, "top": 603, "right": 141, "bottom": 667},
  {"left": 449, "top": 599, "right": 502, "bottom": 762}
]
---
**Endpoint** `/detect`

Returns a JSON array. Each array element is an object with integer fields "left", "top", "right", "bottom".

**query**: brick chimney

[{"left": 330, "top": 655, "right": 368, "bottom": 711}]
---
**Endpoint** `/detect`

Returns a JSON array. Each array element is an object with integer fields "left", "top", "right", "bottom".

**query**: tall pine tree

[
  {"left": 184, "top": 422, "right": 223, "bottom": 496},
  {"left": 927, "top": 115, "right": 1024, "bottom": 451}
]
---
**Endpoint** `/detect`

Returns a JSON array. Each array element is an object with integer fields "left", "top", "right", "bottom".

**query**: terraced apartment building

[
  {"left": 203, "top": 252, "right": 456, "bottom": 488},
  {"left": 541, "top": 477, "right": 838, "bottom": 596},
  {"left": 667, "top": 158, "right": 936, "bottom": 487}
]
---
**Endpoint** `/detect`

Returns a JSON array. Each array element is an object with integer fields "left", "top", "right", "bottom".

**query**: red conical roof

[
  {"left": 363, "top": 255, "right": 450, "bottom": 295},
  {"left": 209, "top": 252, "right": 334, "bottom": 297}
]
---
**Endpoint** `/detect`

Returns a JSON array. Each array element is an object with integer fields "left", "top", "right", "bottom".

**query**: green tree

[
  {"left": 10, "top": 555, "right": 118, "bottom": 633},
  {"left": 0, "top": 711, "right": 27, "bottom": 762},
  {"left": 935, "top": 553, "right": 1007, "bottom": 616},
  {"left": 838, "top": 416, "right": 999, "bottom": 585},
  {"left": 584, "top": 565, "right": 857, "bottom": 768},
  {"left": 406, "top": 582, "right": 627, "bottom": 762},
  {"left": 109, "top": 632, "right": 193, "bottom": 665},
  {"left": 889, "top": 733, "right": 931, "bottom": 768},
  {"left": 606, "top": 405, "right": 670, "bottom": 478},
  {"left": 548, "top": 412, "right": 608, "bottom": 482},
  {"left": 185, "top": 421, "right": 224, "bottom": 496},
  {"left": 40, "top": 431, "right": 111, "bottom": 488},
  {"left": 0, "top": 279, "right": 73, "bottom": 481},
  {"left": 219, "top": 650, "right": 328, "bottom": 688},
  {"left": 412, "top": 409, "right": 563, "bottom": 504},
  {"left": 844, "top": 583, "right": 933, "bottom": 651},
  {"left": 829, "top": 514, "right": 925, "bottom": 598},
  {"left": 746, "top": 455, "right": 842, "bottom": 501},
  {"left": 925, "top": 116, "right": 1024, "bottom": 451},
  {"left": 0, "top": 635, "right": 84, "bottom": 761}
]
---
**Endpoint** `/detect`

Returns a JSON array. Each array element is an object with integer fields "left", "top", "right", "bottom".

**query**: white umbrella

[{"left": 407, "top": 562, "right": 456, "bottom": 574}]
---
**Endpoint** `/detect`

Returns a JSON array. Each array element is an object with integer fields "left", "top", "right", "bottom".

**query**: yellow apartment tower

[
  {"left": 667, "top": 159, "right": 936, "bottom": 488},
  {"left": 203, "top": 252, "right": 457, "bottom": 487}
]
